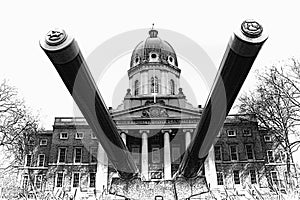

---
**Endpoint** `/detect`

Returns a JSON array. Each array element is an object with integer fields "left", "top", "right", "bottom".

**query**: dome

[{"left": 130, "top": 29, "right": 178, "bottom": 68}]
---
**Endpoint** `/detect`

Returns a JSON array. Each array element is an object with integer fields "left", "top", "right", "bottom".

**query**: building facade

[{"left": 17, "top": 29, "right": 297, "bottom": 199}]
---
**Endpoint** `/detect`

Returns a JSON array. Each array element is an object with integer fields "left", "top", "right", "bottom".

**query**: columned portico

[
  {"left": 140, "top": 130, "right": 149, "bottom": 180},
  {"left": 162, "top": 130, "right": 172, "bottom": 180}
]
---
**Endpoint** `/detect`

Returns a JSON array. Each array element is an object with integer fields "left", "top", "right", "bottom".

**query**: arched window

[
  {"left": 151, "top": 76, "right": 159, "bottom": 93},
  {"left": 134, "top": 80, "right": 139, "bottom": 96},
  {"left": 169, "top": 79, "right": 175, "bottom": 95}
]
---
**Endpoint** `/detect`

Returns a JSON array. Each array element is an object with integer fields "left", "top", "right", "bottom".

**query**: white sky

[{"left": 1, "top": 1, "right": 300, "bottom": 161}]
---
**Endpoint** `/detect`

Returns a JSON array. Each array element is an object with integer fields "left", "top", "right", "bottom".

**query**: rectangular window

[
  {"left": 214, "top": 145, "right": 222, "bottom": 161},
  {"left": 233, "top": 170, "right": 240, "bottom": 184},
  {"left": 152, "top": 146, "right": 160, "bottom": 164},
  {"left": 38, "top": 154, "right": 45, "bottom": 167},
  {"left": 171, "top": 146, "right": 181, "bottom": 164},
  {"left": 91, "top": 132, "right": 97, "bottom": 139},
  {"left": 227, "top": 130, "right": 236, "bottom": 137},
  {"left": 230, "top": 145, "right": 238, "bottom": 161},
  {"left": 267, "top": 150, "right": 274, "bottom": 163},
  {"left": 216, "top": 172, "right": 224, "bottom": 185},
  {"left": 243, "top": 129, "right": 252, "bottom": 136},
  {"left": 56, "top": 173, "right": 63, "bottom": 187},
  {"left": 35, "top": 175, "right": 42, "bottom": 189},
  {"left": 90, "top": 147, "right": 97, "bottom": 163},
  {"left": 264, "top": 136, "right": 272, "bottom": 142},
  {"left": 271, "top": 171, "right": 279, "bottom": 186},
  {"left": 60, "top": 132, "right": 68, "bottom": 139},
  {"left": 22, "top": 175, "right": 29, "bottom": 188},
  {"left": 58, "top": 148, "right": 66, "bottom": 163},
  {"left": 25, "top": 154, "right": 32, "bottom": 167},
  {"left": 131, "top": 145, "right": 140, "bottom": 165},
  {"left": 75, "top": 132, "right": 84, "bottom": 139},
  {"left": 73, "top": 173, "right": 80, "bottom": 188},
  {"left": 89, "top": 173, "right": 96, "bottom": 188},
  {"left": 74, "top": 148, "right": 82, "bottom": 163},
  {"left": 245, "top": 144, "right": 254, "bottom": 160},
  {"left": 284, "top": 171, "right": 290, "bottom": 184},
  {"left": 250, "top": 170, "right": 257, "bottom": 184},
  {"left": 40, "top": 139, "right": 47, "bottom": 146},
  {"left": 281, "top": 151, "right": 286, "bottom": 163},
  {"left": 275, "top": 151, "right": 282, "bottom": 163}
]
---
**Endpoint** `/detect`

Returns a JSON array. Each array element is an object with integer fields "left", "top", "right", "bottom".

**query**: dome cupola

[{"left": 128, "top": 28, "right": 181, "bottom": 97}]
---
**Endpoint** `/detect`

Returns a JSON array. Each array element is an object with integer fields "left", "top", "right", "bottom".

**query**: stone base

[{"left": 109, "top": 176, "right": 208, "bottom": 200}]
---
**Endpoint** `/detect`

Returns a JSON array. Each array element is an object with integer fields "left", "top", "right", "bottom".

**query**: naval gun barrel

[
  {"left": 40, "top": 29, "right": 138, "bottom": 179},
  {"left": 176, "top": 20, "right": 268, "bottom": 178}
]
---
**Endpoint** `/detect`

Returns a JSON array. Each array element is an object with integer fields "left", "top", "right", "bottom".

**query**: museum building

[{"left": 17, "top": 29, "right": 296, "bottom": 199}]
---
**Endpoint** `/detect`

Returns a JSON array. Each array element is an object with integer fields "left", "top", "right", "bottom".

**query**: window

[
  {"left": 271, "top": 171, "right": 279, "bottom": 187},
  {"left": 38, "top": 154, "right": 45, "bottom": 167},
  {"left": 284, "top": 171, "right": 290, "bottom": 184},
  {"left": 281, "top": 151, "right": 286, "bottom": 163},
  {"left": 90, "top": 147, "right": 97, "bottom": 163},
  {"left": 131, "top": 145, "right": 140, "bottom": 165},
  {"left": 169, "top": 79, "right": 175, "bottom": 95},
  {"left": 58, "top": 148, "right": 66, "bottom": 163},
  {"left": 230, "top": 145, "right": 238, "bottom": 161},
  {"left": 40, "top": 139, "right": 47, "bottom": 146},
  {"left": 214, "top": 145, "right": 222, "bottom": 161},
  {"left": 73, "top": 173, "right": 80, "bottom": 187},
  {"left": 151, "top": 76, "right": 159, "bottom": 93},
  {"left": 152, "top": 147, "right": 160, "bottom": 164},
  {"left": 216, "top": 172, "right": 224, "bottom": 185},
  {"left": 264, "top": 136, "right": 272, "bottom": 142},
  {"left": 74, "top": 148, "right": 82, "bottom": 163},
  {"left": 245, "top": 144, "right": 254, "bottom": 160},
  {"left": 134, "top": 80, "right": 139, "bottom": 96},
  {"left": 35, "top": 175, "right": 42, "bottom": 189},
  {"left": 171, "top": 146, "right": 181, "bottom": 164},
  {"left": 75, "top": 132, "right": 84, "bottom": 139},
  {"left": 25, "top": 154, "right": 32, "bottom": 167},
  {"left": 22, "top": 175, "right": 29, "bottom": 188},
  {"left": 227, "top": 130, "right": 236, "bottom": 137},
  {"left": 275, "top": 151, "right": 282, "bottom": 163},
  {"left": 267, "top": 150, "right": 274, "bottom": 163},
  {"left": 56, "top": 173, "right": 63, "bottom": 187},
  {"left": 250, "top": 170, "right": 257, "bottom": 184},
  {"left": 233, "top": 170, "right": 240, "bottom": 184},
  {"left": 60, "top": 132, "right": 68, "bottom": 139},
  {"left": 243, "top": 129, "right": 252, "bottom": 136},
  {"left": 89, "top": 173, "right": 96, "bottom": 187},
  {"left": 91, "top": 132, "right": 97, "bottom": 139}
]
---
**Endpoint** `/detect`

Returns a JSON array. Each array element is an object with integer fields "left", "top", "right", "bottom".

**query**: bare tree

[
  {"left": 238, "top": 58, "right": 300, "bottom": 189},
  {"left": 0, "top": 80, "right": 41, "bottom": 198}
]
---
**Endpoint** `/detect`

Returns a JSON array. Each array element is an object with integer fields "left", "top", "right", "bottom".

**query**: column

[
  {"left": 163, "top": 130, "right": 172, "bottom": 180},
  {"left": 119, "top": 130, "right": 128, "bottom": 145},
  {"left": 96, "top": 142, "right": 108, "bottom": 195},
  {"left": 140, "top": 130, "right": 149, "bottom": 181},
  {"left": 204, "top": 146, "right": 218, "bottom": 188},
  {"left": 183, "top": 129, "right": 193, "bottom": 150}
]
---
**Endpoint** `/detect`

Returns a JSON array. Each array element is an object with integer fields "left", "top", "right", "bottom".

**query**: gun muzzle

[
  {"left": 176, "top": 20, "right": 268, "bottom": 178},
  {"left": 40, "top": 29, "right": 138, "bottom": 179}
]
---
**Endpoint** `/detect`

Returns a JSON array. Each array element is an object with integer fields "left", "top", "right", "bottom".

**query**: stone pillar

[
  {"left": 96, "top": 142, "right": 108, "bottom": 195},
  {"left": 183, "top": 129, "right": 193, "bottom": 150},
  {"left": 119, "top": 130, "right": 128, "bottom": 145},
  {"left": 163, "top": 130, "right": 172, "bottom": 180},
  {"left": 204, "top": 146, "right": 218, "bottom": 189},
  {"left": 140, "top": 130, "right": 149, "bottom": 181}
]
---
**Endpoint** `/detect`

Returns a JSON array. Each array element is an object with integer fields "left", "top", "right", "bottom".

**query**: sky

[{"left": 1, "top": 1, "right": 300, "bottom": 161}]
